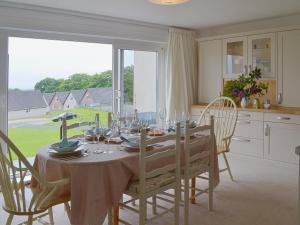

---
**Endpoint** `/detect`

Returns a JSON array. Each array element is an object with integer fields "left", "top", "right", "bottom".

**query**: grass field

[
  {"left": 42, "top": 107, "right": 110, "bottom": 126},
  {"left": 8, "top": 107, "right": 110, "bottom": 158},
  {"left": 8, "top": 128, "right": 81, "bottom": 158}
]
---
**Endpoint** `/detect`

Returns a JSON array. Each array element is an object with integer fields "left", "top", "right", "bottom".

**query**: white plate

[{"left": 49, "top": 148, "right": 82, "bottom": 157}]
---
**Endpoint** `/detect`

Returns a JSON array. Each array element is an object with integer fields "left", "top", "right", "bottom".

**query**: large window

[
  {"left": 8, "top": 37, "right": 113, "bottom": 157},
  {"left": 119, "top": 49, "right": 158, "bottom": 120}
]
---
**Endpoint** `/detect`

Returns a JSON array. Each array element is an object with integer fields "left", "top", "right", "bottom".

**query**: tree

[
  {"left": 124, "top": 65, "right": 134, "bottom": 103},
  {"left": 34, "top": 78, "right": 62, "bottom": 93},
  {"left": 34, "top": 66, "right": 133, "bottom": 95}
]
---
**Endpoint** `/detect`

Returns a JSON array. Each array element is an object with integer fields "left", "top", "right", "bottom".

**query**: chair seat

[
  {"left": 127, "top": 172, "right": 176, "bottom": 194},
  {"left": 3, "top": 185, "right": 70, "bottom": 215},
  {"left": 182, "top": 158, "right": 209, "bottom": 177}
]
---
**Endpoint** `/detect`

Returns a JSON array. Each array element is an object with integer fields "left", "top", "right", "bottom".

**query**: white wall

[
  {"left": 197, "top": 13, "right": 300, "bottom": 39},
  {"left": 8, "top": 108, "right": 48, "bottom": 120},
  {"left": 0, "top": 2, "right": 168, "bottom": 44},
  {"left": 64, "top": 93, "right": 78, "bottom": 110},
  {"left": 134, "top": 51, "right": 157, "bottom": 112}
]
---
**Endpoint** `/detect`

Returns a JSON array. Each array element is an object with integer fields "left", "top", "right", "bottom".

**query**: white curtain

[{"left": 166, "top": 28, "right": 197, "bottom": 121}]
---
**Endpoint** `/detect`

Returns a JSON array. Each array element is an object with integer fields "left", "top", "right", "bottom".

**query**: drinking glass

[{"left": 79, "top": 119, "right": 88, "bottom": 145}]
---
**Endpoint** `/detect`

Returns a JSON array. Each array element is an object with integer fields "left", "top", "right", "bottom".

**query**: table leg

[
  {"left": 191, "top": 177, "right": 196, "bottom": 204},
  {"left": 113, "top": 206, "right": 119, "bottom": 225}
]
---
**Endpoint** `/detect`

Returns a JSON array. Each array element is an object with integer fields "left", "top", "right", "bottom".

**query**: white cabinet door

[
  {"left": 223, "top": 36, "right": 247, "bottom": 78},
  {"left": 248, "top": 33, "right": 276, "bottom": 78},
  {"left": 277, "top": 30, "right": 300, "bottom": 107},
  {"left": 198, "top": 40, "right": 222, "bottom": 103},
  {"left": 264, "top": 122, "right": 300, "bottom": 164}
]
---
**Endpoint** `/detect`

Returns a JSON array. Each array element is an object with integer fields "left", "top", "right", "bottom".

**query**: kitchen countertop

[{"left": 192, "top": 103, "right": 300, "bottom": 115}]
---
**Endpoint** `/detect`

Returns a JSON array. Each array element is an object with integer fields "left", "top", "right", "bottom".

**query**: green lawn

[
  {"left": 8, "top": 128, "right": 81, "bottom": 158},
  {"left": 42, "top": 107, "right": 110, "bottom": 126},
  {"left": 8, "top": 107, "right": 110, "bottom": 158}
]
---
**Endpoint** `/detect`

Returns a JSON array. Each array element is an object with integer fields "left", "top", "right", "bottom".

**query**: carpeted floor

[{"left": 0, "top": 153, "right": 298, "bottom": 225}]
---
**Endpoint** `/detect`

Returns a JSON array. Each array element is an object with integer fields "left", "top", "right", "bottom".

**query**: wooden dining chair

[
  {"left": 0, "top": 130, "right": 71, "bottom": 225},
  {"left": 60, "top": 113, "right": 100, "bottom": 139},
  {"left": 115, "top": 123, "right": 181, "bottom": 225},
  {"left": 197, "top": 97, "right": 238, "bottom": 181},
  {"left": 183, "top": 117, "right": 215, "bottom": 225}
]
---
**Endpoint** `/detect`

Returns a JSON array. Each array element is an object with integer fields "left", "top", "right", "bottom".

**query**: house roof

[
  {"left": 8, "top": 90, "right": 47, "bottom": 111},
  {"left": 43, "top": 92, "right": 55, "bottom": 105},
  {"left": 71, "top": 89, "right": 86, "bottom": 104},
  {"left": 86, "top": 87, "right": 113, "bottom": 104},
  {"left": 55, "top": 91, "right": 70, "bottom": 104}
]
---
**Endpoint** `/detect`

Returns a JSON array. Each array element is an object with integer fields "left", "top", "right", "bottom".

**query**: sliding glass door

[{"left": 117, "top": 49, "right": 158, "bottom": 120}]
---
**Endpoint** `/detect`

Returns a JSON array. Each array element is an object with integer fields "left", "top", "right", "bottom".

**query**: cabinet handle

[
  {"left": 239, "top": 113, "right": 251, "bottom": 118},
  {"left": 264, "top": 124, "right": 269, "bottom": 136},
  {"left": 277, "top": 93, "right": 283, "bottom": 104},
  {"left": 237, "top": 120, "right": 251, "bottom": 125},
  {"left": 232, "top": 137, "right": 251, "bottom": 143},
  {"left": 276, "top": 116, "right": 291, "bottom": 120}
]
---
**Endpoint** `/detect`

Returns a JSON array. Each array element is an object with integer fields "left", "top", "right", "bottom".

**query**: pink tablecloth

[{"left": 31, "top": 136, "right": 219, "bottom": 225}]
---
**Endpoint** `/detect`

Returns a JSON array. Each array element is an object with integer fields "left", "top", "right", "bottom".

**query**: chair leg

[
  {"left": 113, "top": 206, "right": 119, "bottom": 225},
  {"left": 48, "top": 207, "right": 55, "bottom": 225},
  {"left": 184, "top": 177, "right": 190, "bottom": 225},
  {"left": 174, "top": 187, "right": 180, "bottom": 225},
  {"left": 152, "top": 195, "right": 157, "bottom": 215},
  {"left": 6, "top": 214, "right": 14, "bottom": 225},
  {"left": 27, "top": 215, "right": 33, "bottom": 225},
  {"left": 64, "top": 202, "right": 71, "bottom": 221},
  {"left": 223, "top": 152, "right": 234, "bottom": 181},
  {"left": 208, "top": 170, "right": 213, "bottom": 211},
  {"left": 139, "top": 197, "right": 147, "bottom": 225},
  {"left": 191, "top": 177, "right": 196, "bottom": 204}
]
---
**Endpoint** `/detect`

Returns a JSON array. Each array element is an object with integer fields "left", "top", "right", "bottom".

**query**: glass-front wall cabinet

[
  {"left": 223, "top": 37, "right": 247, "bottom": 78},
  {"left": 223, "top": 33, "right": 275, "bottom": 78},
  {"left": 248, "top": 33, "right": 275, "bottom": 78}
]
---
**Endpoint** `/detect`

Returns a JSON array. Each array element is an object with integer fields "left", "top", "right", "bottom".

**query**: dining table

[{"left": 31, "top": 134, "right": 219, "bottom": 225}]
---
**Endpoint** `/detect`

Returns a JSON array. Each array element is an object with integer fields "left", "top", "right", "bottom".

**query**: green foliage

[
  {"left": 124, "top": 65, "right": 134, "bottom": 103},
  {"left": 34, "top": 66, "right": 134, "bottom": 96},
  {"left": 223, "top": 68, "right": 268, "bottom": 101},
  {"left": 34, "top": 78, "right": 62, "bottom": 93}
]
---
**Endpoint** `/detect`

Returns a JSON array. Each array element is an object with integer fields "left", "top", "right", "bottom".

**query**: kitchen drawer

[
  {"left": 238, "top": 111, "right": 263, "bottom": 121},
  {"left": 230, "top": 137, "right": 263, "bottom": 157},
  {"left": 234, "top": 120, "right": 263, "bottom": 139},
  {"left": 264, "top": 113, "right": 300, "bottom": 125}
]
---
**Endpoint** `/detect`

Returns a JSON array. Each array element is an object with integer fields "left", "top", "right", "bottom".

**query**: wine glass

[
  {"left": 79, "top": 119, "right": 88, "bottom": 145},
  {"left": 159, "top": 108, "right": 167, "bottom": 130}
]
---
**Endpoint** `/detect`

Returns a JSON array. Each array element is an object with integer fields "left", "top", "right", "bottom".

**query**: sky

[{"left": 8, "top": 37, "right": 133, "bottom": 90}]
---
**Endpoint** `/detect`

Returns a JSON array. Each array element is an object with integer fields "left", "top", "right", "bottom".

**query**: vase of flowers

[{"left": 223, "top": 68, "right": 268, "bottom": 108}]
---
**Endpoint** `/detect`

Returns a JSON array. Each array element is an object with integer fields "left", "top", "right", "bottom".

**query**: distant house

[
  {"left": 49, "top": 91, "right": 70, "bottom": 111},
  {"left": 43, "top": 92, "right": 55, "bottom": 112},
  {"left": 64, "top": 89, "right": 86, "bottom": 109},
  {"left": 8, "top": 90, "right": 48, "bottom": 119},
  {"left": 80, "top": 87, "right": 112, "bottom": 107}
]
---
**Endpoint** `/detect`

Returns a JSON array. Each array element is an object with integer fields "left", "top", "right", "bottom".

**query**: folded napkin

[
  {"left": 120, "top": 135, "right": 141, "bottom": 148},
  {"left": 50, "top": 139, "right": 80, "bottom": 152}
]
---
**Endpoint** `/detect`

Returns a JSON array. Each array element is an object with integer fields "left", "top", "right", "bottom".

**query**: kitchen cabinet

[
  {"left": 223, "top": 33, "right": 276, "bottom": 78},
  {"left": 277, "top": 30, "right": 300, "bottom": 107},
  {"left": 264, "top": 121, "right": 300, "bottom": 164},
  {"left": 192, "top": 105, "right": 300, "bottom": 164},
  {"left": 198, "top": 39, "right": 222, "bottom": 103},
  {"left": 223, "top": 36, "right": 247, "bottom": 78},
  {"left": 248, "top": 33, "right": 276, "bottom": 78}
]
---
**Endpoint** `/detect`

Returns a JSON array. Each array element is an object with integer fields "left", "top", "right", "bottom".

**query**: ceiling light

[{"left": 149, "top": 0, "right": 190, "bottom": 5}]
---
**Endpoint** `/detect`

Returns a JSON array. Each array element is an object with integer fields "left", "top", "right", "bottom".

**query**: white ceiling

[{"left": 3, "top": 0, "right": 300, "bottom": 29}]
